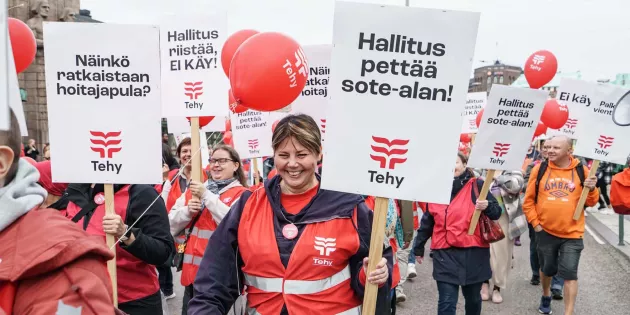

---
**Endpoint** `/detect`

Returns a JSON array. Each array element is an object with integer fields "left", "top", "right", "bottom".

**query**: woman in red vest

[
  {"left": 413, "top": 152, "right": 501, "bottom": 315},
  {"left": 169, "top": 144, "right": 249, "bottom": 315},
  {"left": 188, "top": 114, "right": 393, "bottom": 315}
]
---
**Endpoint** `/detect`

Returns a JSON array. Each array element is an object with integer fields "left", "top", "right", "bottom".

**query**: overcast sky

[{"left": 81, "top": 0, "right": 629, "bottom": 80}]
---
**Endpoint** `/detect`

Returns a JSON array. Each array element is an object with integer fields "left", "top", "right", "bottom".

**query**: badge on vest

[
  {"left": 282, "top": 224, "right": 298, "bottom": 240},
  {"left": 94, "top": 193, "right": 106, "bottom": 205}
]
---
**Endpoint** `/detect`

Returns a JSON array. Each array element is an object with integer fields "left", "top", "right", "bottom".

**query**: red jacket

[{"left": 0, "top": 209, "right": 115, "bottom": 315}]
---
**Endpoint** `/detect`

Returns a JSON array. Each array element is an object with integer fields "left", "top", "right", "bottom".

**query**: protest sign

[
  {"left": 321, "top": 2, "right": 480, "bottom": 204},
  {"left": 44, "top": 22, "right": 162, "bottom": 184},
  {"left": 289, "top": 45, "right": 331, "bottom": 139},
  {"left": 160, "top": 14, "right": 229, "bottom": 117},
  {"left": 468, "top": 85, "right": 547, "bottom": 171},
  {"left": 7, "top": 39, "right": 27, "bottom": 135},
  {"left": 461, "top": 92, "right": 486, "bottom": 134},
  {"left": 166, "top": 116, "right": 226, "bottom": 133},
  {"left": 572, "top": 82, "right": 630, "bottom": 164},
  {"left": 551, "top": 78, "right": 597, "bottom": 139},
  {"left": 1, "top": 7, "right": 8, "bottom": 130},
  {"left": 231, "top": 110, "right": 273, "bottom": 159}
]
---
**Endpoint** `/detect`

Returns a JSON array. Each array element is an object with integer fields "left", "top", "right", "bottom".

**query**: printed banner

[
  {"left": 44, "top": 22, "right": 162, "bottom": 184},
  {"left": 7, "top": 39, "right": 27, "bottom": 135},
  {"left": 467, "top": 85, "right": 548, "bottom": 171},
  {"left": 289, "top": 45, "right": 331, "bottom": 140},
  {"left": 321, "top": 2, "right": 480, "bottom": 203},
  {"left": 551, "top": 78, "right": 596, "bottom": 139},
  {"left": 572, "top": 82, "right": 630, "bottom": 164},
  {"left": 166, "top": 116, "right": 226, "bottom": 133},
  {"left": 461, "top": 92, "right": 486, "bottom": 134},
  {"left": 160, "top": 14, "right": 229, "bottom": 117},
  {"left": 1, "top": 7, "right": 8, "bottom": 130},
  {"left": 231, "top": 110, "right": 273, "bottom": 159}
]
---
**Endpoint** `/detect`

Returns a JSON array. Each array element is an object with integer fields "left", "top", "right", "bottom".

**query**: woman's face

[
  {"left": 274, "top": 136, "right": 321, "bottom": 193},
  {"left": 454, "top": 156, "right": 466, "bottom": 177},
  {"left": 209, "top": 149, "right": 238, "bottom": 181},
  {"left": 179, "top": 145, "right": 191, "bottom": 170}
]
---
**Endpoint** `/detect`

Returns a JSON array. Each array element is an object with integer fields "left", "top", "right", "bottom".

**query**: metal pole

[{"left": 619, "top": 215, "right": 625, "bottom": 246}]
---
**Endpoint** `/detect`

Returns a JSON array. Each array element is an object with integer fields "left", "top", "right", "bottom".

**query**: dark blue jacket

[
  {"left": 188, "top": 176, "right": 394, "bottom": 315},
  {"left": 414, "top": 176, "right": 501, "bottom": 286}
]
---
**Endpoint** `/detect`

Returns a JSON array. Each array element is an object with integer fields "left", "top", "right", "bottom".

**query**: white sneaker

[
  {"left": 164, "top": 292, "right": 176, "bottom": 300},
  {"left": 396, "top": 290, "right": 407, "bottom": 303},
  {"left": 407, "top": 263, "right": 417, "bottom": 279},
  {"left": 601, "top": 208, "right": 615, "bottom": 215}
]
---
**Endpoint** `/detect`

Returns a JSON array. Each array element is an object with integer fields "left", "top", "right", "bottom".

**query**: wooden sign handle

[
  {"left": 361, "top": 197, "right": 389, "bottom": 315},
  {"left": 103, "top": 184, "right": 118, "bottom": 306},
  {"left": 252, "top": 159, "right": 260, "bottom": 186},
  {"left": 190, "top": 117, "right": 202, "bottom": 201},
  {"left": 468, "top": 169, "right": 496, "bottom": 235},
  {"left": 573, "top": 160, "right": 599, "bottom": 220}
]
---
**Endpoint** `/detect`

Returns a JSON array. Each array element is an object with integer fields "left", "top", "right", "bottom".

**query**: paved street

[{"left": 165, "top": 224, "right": 630, "bottom": 315}]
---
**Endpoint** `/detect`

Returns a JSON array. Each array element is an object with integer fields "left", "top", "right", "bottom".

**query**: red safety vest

[
  {"left": 180, "top": 185, "right": 246, "bottom": 286},
  {"left": 0, "top": 282, "right": 16, "bottom": 314},
  {"left": 65, "top": 185, "right": 159, "bottom": 303},
  {"left": 428, "top": 179, "right": 488, "bottom": 250},
  {"left": 238, "top": 189, "right": 363, "bottom": 314},
  {"left": 165, "top": 169, "right": 210, "bottom": 213}
]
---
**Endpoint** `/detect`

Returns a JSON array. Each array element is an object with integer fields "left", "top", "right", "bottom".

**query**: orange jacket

[{"left": 523, "top": 158, "right": 599, "bottom": 238}]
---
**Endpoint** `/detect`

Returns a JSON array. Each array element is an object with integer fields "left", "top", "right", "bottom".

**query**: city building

[{"left": 468, "top": 60, "right": 523, "bottom": 93}]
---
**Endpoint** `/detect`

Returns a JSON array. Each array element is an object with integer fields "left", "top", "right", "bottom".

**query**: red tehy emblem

[{"left": 369, "top": 136, "right": 410, "bottom": 170}]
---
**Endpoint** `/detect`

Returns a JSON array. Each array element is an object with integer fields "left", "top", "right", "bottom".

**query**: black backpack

[{"left": 534, "top": 160, "right": 585, "bottom": 203}]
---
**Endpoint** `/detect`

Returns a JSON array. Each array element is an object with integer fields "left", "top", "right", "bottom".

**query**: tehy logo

[
  {"left": 320, "top": 119, "right": 326, "bottom": 134},
  {"left": 314, "top": 237, "right": 336, "bottom": 256},
  {"left": 595, "top": 135, "right": 614, "bottom": 156},
  {"left": 283, "top": 48, "right": 308, "bottom": 88},
  {"left": 89, "top": 131, "right": 122, "bottom": 174},
  {"left": 184, "top": 81, "right": 204, "bottom": 110},
  {"left": 248, "top": 139, "right": 259, "bottom": 150},
  {"left": 368, "top": 136, "right": 409, "bottom": 189},
  {"left": 565, "top": 118, "right": 578, "bottom": 129},
  {"left": 469, "top": 119, "right": 477, "bottom": 129},
  {"left": 490, "top": 142, "right": 510, "bottom": 166},
  {"left": 532, "top": 55, "right": 545, "bottom": 65}
]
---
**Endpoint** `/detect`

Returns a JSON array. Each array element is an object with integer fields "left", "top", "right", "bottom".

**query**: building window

[
  {"left": 499, "top": 76, "right": 504, "bottom": 84},
  {"left": 493, "top": 76, "right": 498, "bottom": 83}
]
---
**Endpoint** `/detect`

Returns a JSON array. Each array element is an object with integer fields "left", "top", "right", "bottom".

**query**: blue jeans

[
  {"left": 436, "top": 281, "right": 483, "bottom": 315},
  {"left": 408, "top": 231, "right": 417, "bottom": 263},
  {"left": 552, "top": 275, "right": 565, "bottom": 291}
]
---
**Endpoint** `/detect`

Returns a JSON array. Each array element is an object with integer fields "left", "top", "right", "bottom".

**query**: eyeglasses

[{"left": 209, "top": 158, "right": 234, "bottom": 165}]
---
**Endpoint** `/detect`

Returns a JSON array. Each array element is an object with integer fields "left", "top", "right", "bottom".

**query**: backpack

[
  {"left": 534, "top": 160, "right": 585, "bottom": 204},
  {"left": 610, "top": 169, "right": 630, "bottom": 215}
]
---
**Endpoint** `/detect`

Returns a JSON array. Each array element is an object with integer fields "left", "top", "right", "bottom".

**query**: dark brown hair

[
  {"left": 176, "top": 137, "right": 191, "bottom": 158},
  {"left": 211, "top": 144, "right": 249, "bottom": 187},
  {"left": 272, "top": 114, "right": 321, "bottom": 155},
  {"left": 457, "top": 152, "right": 468, "bottom": 165},
  {"left": 0, "top": 110, "right": 22, "bottom": 184}
]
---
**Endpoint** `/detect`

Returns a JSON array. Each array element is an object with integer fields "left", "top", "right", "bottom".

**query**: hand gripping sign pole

[
  {"left": 467, "top": 169, "right": 495, "bottom": 235},
  {"left": 103, "top": 184, "right": 118, "bottom": 306},
  {"left": 362, "top": 196, "right": 389, "bottom": 315},
  {"left": 573, "top": 160, "right": 599, "bottom": 220}
]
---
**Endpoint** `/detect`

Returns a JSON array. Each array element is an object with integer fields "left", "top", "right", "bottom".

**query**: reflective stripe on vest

[
  {"left": 244, "top": 265, "right": 351, "bottom": 295},
  {"left": 183, "top": 254, "right": 204, "bottom": 266},
  {"left": 192, "top": 227, "right": 214, "bottom": 239},
  {"left": 247, "top": 304, "right": 361, "bottom": 315}
]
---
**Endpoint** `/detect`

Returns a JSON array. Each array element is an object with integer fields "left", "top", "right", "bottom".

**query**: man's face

[
  {"left": 546, "top": 138, "right": 570, "bottom": 163},
  {"left": 39, "top": 2, "right": 50, "bottom": 18},
  {"left": 162, "top": 134, "right": 168, "bottom": 142}
]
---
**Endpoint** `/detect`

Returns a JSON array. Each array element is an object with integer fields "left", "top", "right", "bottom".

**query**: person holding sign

[
  {"left": 64, "top": 182, "right": 175, "bottom": 314},
  {"left": 0, "top": 110, "right": 116, "bottom": 314},
  {"left": 522, "top": 136, "right": 599, "bottom": 315},
  {"left": 170, "top": 144, "right": 249, "bottom": 314},
  {"left": 413, "top": 152, "right": 501, "bottom": 315},
  {"left": 188, "top": 114, "right": 393, "bottom": 315}
]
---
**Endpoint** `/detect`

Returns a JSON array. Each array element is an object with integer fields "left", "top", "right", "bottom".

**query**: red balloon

[
  {"left": 475, "top": 109, "right": 485, "bottom": 128},
  {"left": 186, "top": 116, "right": 215, "bottom": 128},
  {"left": 230, "top": 32, "right": 308, "bottom": 112},
  {"left": 221, "top": 30, "right": 259, "bottom": 78},
  {"left": 541, "top": 99, "right": 569, "bottom": 129},
  {"left": 8, "top": 18, "right": 37, "bottom": 74},
  {"left": 225, "top": 119, "right": 232, "bottom": 132},
  {"left": 534, "top": 122, "right": 548, "bottom": 137},
  {"left": 223, "top": 131, "right": 233, "bottom": 145},
  {"left": 272, "top": 120, "right": 280, "bottom": 132},
  {"left": 524, "top": 50, "right": 558, "bottom": 89},
  {"left": 460, "top": 133, "right": 471, "bottom": 143},
  {"left": 228, "top": 89, "right": 248, "bottom": 114}
]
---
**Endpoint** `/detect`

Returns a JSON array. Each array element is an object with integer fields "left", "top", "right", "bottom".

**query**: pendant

[
  {"left": 94, "top": 193, "right": 106, "bottom": 205},
  {"left": 282, "top": 224, "right": 298, "bottom": 240}
]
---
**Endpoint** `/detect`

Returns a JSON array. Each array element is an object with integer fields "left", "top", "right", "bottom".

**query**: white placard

[
  {"left": 0, "top": 6, "right": 8, "bottom": 130},
  {"left": 289, "top": 45, "right": 331, "bottom": 139},
  {"left": 552, "top": 78, "right": 596, "bottom": 139},
  {"left": 166, "top": 116, "right": 226, "bottom": 134},
  {"left": 44, "top": 23, "right": 162, "bottom": 184},
  {"left": 160, "top": 14, "right": 229, "bottom": 117},
  {"left": 321, "top": 2, "right": 480, "bottom": 204},
  {"left": 468, "top": 85, "right": 548, "bottom": 171},
  {"left": 7, "top": 40, "right": 27, "bottom": 135},
  {"left": 572, "top": 83, "right": 630, "bottom": 164},
  {"left": 231, "top": 110, "right": 273, "bottom": 159},
  {"left": 461, "top": 92, "right": 486, "bottom": 134}
]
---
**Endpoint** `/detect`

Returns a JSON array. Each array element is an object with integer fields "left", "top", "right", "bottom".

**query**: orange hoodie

[{"left": 523, "top": 158, "right": 599, "bottom": 239}]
